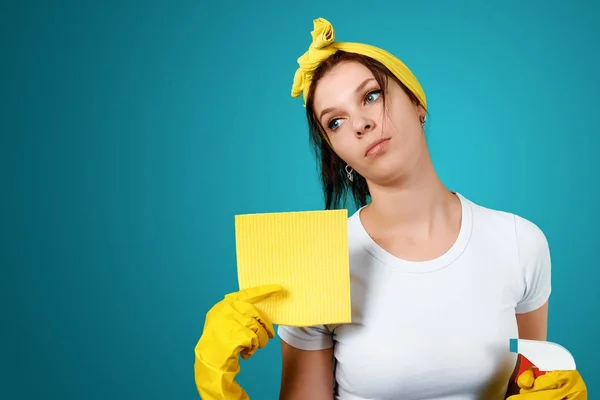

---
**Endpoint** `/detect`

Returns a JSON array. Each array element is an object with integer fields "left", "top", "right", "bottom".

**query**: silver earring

[
  {"left": 421, "top": 116, "right": 426, "bottom": 128},
  {"left": 345, "top": 164, "right": 354, "bottom": 182}
]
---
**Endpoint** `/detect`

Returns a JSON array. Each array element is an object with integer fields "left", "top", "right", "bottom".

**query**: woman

[{"left": 194, "top": 18, "right": 586, "bottom": 400}]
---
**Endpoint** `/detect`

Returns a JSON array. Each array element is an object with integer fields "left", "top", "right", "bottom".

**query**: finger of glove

[
  {"left": 518, "top": 372, "right": 575, "bottom": 395},
  {"left": 199, "top": 300, "right": 268, "bottom": 353},
  {"left": 524, "top": 370, "right": 575, "bottom": 391},
  {"left": 514, "top": 370, "right": 587, "bottom": 399},
  {"left": 231, "top": 299, "right": 276, "bottom": 339},
  {"left": 232, "top": 313, "right": 270, "bottom": 360},
  {"left": 507, "top": 392, "right": 565, "bottom": 400},
  {"left": 516, "top": 369, "right": 537, "bottom": 389},
  {"left": 196, "top": 311, "right": 265, "bottom": 371},
  {"left": 226, "top": 284, "right": 284, "bottom": 304}
]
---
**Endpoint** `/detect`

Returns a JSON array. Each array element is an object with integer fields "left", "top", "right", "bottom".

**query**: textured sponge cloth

[{"left": 234, "top": 210, "right": 351, "bottom": 327}]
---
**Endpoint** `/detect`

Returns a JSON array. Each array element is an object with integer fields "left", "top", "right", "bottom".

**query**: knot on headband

[
  {"left": 290, "top": 18, "right": 427, "bottom": 110},
  {"left": 291, "top": 18, "right": 338, "bottom": 101}
]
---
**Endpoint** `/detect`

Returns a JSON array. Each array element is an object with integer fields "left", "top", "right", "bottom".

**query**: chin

[{"left": 363, "top": 161, "right": 407, "bottom": 185}]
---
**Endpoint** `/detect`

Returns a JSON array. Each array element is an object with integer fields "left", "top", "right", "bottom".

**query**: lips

[{"left": 365, "top": 138, "right": 390, "bottom": 157}]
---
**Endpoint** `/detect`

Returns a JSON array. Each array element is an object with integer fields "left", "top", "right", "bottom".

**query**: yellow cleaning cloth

[{"left": 234, "top": 209, "right": 351, "bottom": 327}]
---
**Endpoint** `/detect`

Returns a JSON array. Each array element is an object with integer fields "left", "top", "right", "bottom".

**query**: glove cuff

[{"left": 194, "top": 357, "right": 249, "bottom": 400}]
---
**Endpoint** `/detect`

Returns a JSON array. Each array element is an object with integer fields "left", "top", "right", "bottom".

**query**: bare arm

[
  {"left": 279, "top": 341, "right": 335, "bottom": 400},
  {"left": 516, "top": 300, "right": 549, "bottom": 340}
]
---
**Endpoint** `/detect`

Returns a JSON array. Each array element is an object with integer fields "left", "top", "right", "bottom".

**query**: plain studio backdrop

[{"left": 1, "top": 0, "right": 598, "bottom": 399}]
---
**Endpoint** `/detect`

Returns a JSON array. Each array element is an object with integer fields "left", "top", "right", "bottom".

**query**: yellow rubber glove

[
  {"left": 194, "top": 284, "right": 284, "bottom": 400},
  {"left": 507, "top": 368, "right": 587, "bottom": 399}
]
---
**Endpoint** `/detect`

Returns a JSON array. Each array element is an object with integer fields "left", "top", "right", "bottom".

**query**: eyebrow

[{"left": 318, "top": 78, "right": 376, "bottom": 122}]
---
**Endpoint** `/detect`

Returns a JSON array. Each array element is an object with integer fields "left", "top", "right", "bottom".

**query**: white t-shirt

[{"left": 277, "top": 193, "right": 551, "bottom": 400}]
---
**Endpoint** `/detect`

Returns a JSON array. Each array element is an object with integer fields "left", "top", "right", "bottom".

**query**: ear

[{"left": 415, "top": 103, "right": 427, "bottom": 122}]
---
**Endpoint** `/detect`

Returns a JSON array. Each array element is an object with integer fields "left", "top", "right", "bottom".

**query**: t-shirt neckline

[{"left": 350, "top": 192, "right": 474, "bottom": 273}]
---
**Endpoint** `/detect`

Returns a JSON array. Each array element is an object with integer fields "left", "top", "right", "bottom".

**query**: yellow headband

[{"left": 291, "top": 18, "right": 427, "bottom": 110}]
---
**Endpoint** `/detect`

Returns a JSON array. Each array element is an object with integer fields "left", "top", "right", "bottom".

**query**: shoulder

[
  {"left": 512, "top": 212, "right": 552, "bottom": 312},
  {"left": 464, "top": 195, "right": 549, "bottom": 251},
  {"left": 513, "top": 214, "right": 550, "bottom": 260},
  {"left": 511, "top": 212, "right": 551, "bottom": 286},
  {"left": 468, "top": 195, "right": 549, "bottom": 257},
  {"left": 461, "top": 194, "right": 551, "bottom": 312}
]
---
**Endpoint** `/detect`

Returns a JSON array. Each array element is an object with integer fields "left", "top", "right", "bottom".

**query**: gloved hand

[
  {"left": 194, "top": 284, "right": 284, "bottom": 400},
  {"left": 507, "top": 365, "right": 587, "bottom": 399}
]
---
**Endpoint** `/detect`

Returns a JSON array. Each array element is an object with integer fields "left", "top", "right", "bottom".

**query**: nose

[{"left": 352, "top": 114, "right": 376, "bottom": 137}]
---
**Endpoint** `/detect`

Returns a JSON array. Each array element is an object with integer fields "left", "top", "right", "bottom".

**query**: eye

[
  {"left": 365, "top": 89, "right": 382, "bottom": 104},
  {"left": 327, "top": 118, "right": 343, "bottom": 131}
]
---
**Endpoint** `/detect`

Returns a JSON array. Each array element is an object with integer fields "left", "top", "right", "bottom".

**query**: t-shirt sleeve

[
  {"left": 514, "top": 215, "right": 552, "bottom": 314},
  {"left": 277, "top": 324, "right": 334, "bottom": 351}
]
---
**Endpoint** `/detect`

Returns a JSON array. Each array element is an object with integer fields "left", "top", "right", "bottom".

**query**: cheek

[
  {"left": 386, "top": 113, "right": 420, "bottom": 142},
  {"left": 330, "top": 132, "right": 361, "bottom": 164}
]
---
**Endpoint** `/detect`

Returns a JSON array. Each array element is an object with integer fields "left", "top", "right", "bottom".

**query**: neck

[{"left": 363, "top": 158, "right": 457, "bottom": 234}]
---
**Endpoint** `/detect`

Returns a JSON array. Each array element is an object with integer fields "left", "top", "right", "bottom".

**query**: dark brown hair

[{"left": 304, "top": 50, "right": 424, "bottom": 210}]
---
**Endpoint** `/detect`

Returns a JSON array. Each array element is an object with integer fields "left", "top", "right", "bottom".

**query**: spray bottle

[{"left": 509, "top": 338, "right": 577, "bottom": 382}]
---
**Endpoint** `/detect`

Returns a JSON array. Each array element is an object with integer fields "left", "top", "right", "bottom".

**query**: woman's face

[{"left": 312, "top": 61, "right": 427, "bottom": 185}]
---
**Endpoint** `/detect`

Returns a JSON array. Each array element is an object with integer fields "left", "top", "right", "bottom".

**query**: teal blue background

[{"left": 2, "top": 0, "right": 598, "bottom": 398}]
